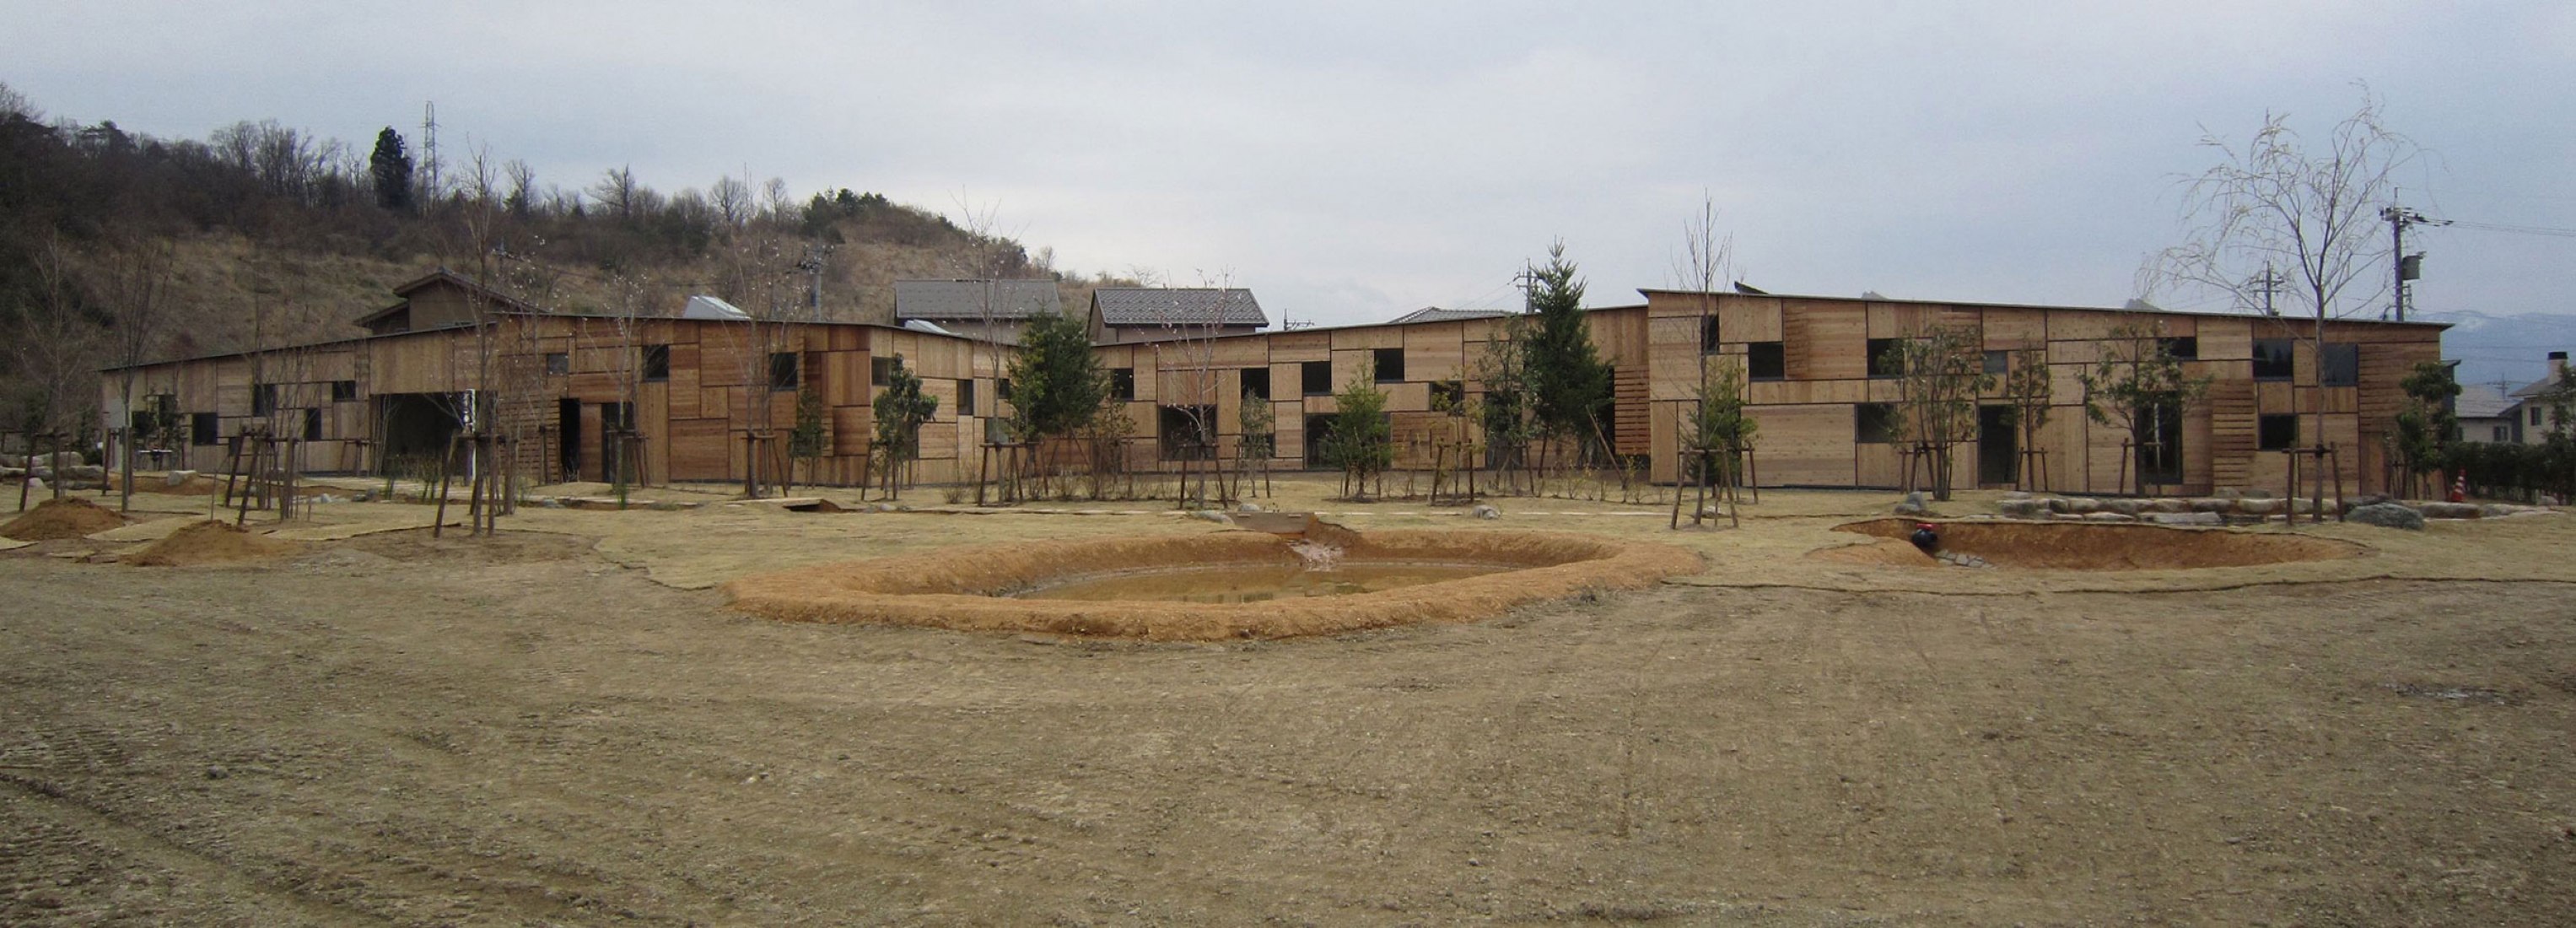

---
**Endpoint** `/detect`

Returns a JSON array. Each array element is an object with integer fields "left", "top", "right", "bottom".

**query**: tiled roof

[
  {"left": 1386, "top": 306, "right": 1508, "bottom": 324},
  {"left": 2456, "top": 385, "right": 2516, "bottom": 419},
  {"left": 1092, "top": 288, "right": 1268, "bottom": 327},
  {"left": 894, "top": 278, "right": 1063, "bottom": 321}
]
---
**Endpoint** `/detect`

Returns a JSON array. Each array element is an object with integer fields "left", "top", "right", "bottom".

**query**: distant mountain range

[{"left": 2415, "top": 310, "right": 2576, "bottom": 392}]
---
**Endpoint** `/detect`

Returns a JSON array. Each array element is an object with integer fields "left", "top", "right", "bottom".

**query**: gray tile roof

[
  {"left": 1386, "top": 306, "right": 1508, "bottom": 325},
  {"left": 2456, "top": 385, "right": 2515, "bottom": 419},
  {"left": 1092, "top": 288, "right": 1268, "bottom": 327},
  {"left": 894, "top": 278, "right": 1063, "bottom": 321}
]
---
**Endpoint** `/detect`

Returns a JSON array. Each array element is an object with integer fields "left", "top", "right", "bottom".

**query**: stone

[
  {"left": 2347, "top": 502, "right": 2426, "bottom": 531},
  {"left": 23, "top": 477, "right": 44, "bottom": 494},
  {"left": 538, "top": 497, "right": 564, "bottom": 508},
  {"left": 0, "top": 467, "right": 22, "bottom": 480},
  {"left": 1469, "top": 504, "right": 1501, "bottom": 520},
  {"left": 2241, "top": 488, "right": 2273, "bottom": 499},
  {"left": 2144, "top": 511, "right": 2223, "bottom": 526},
  {"left": 2082, "top": 511, "right": 2136, "bottom": 522},
  {"left": 1189, "top": 510, "right": 1233, "bottom": 524},
  {"left": 2148, "top": 498, "right": 2190, "bottom": 514},
  {"left": 2189, "top": 498, "right": 2232, "bottom": 513},
  {"left": 2419, "top": 502, "right": 2482, "bottom": 520},
  {"left": 1997, "top": 499, "right": 2047, "bottom": 518},
  {"left": 1894, "top": 491, "right": 1928, "bottom": 515},
  {"left": 62, "top": 464, "right": 105, "bottom": 481},
  {"left": 2051, "top": 497, "right": 2100, "bottom": 515},
  {"left": 2236, "top": 498, "right": 2282, "bottom": 515},
  {"left": 2100, "top": 499, "right": 2144, "bottom": 516},
  {"left": 164, "top": 469, "right": 197, "bottom": 487},
  {"left": 2480, "top": 504, "right": 2522, "bottom": 518},
  {"left": 1237, "top": 502, "right": 1264, "bottom": 514}
]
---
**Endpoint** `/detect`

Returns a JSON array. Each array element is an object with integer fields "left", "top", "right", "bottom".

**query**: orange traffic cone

[{"left": 2449, "top": 473, "right": 2467, "bottom": 504}]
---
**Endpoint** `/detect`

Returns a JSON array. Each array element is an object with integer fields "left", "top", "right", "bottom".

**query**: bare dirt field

[{"left": 3, "top": 479, "right": 2572, "bottom": 925}]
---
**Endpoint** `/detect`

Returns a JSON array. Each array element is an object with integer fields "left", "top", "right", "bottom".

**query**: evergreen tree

[
  {"left": 369, "top": 127, "right": 413, "bottom": 213},
  {"left": 1005, "top": 311, "right": 1107, "bottom": 442},
  {"left": 1521, "top": 241, "right": 1612, "bottom": 453}
]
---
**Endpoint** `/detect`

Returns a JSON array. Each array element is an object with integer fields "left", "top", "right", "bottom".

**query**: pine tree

[
  {"left": 1521, "top": 241, "right": 1611, "bottom": 456},
  {"left": 1005, "top": 311, "right": 1107, "bottom": 443},
  {"left": 369, "top": 127, "right": 413, "bottom": 213}
]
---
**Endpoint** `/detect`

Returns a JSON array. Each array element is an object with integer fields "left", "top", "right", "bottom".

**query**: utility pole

[
  {"left": 2249, "top": 264, "right": 2283, "bottom": 316},
  {"left": 2382, "top": 206, "right": 2449, "bottom": 322}
]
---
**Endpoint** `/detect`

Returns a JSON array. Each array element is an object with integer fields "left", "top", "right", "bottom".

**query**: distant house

[
  {"left": 1089, "top": 288, "right": 1268, "bottom": 343},
  {"left": 2455, "top": 383, "right": 2517, "bottom": 444},
  {"left": 2498, "top": 350, "right": 2571, "bottom": 444},
  {"left": 1384, "top": 306, "right": 1507, "bottom": 325},
  {"left": 352, "top": 268, "right": 542, "bottom": 336},
  {"left": 892, "top": 279, "right": 1062, "bottom": 343}
]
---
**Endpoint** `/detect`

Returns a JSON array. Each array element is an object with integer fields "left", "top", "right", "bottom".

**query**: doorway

[
  {"left": 557, "top": 398, "right": 581, "bottom": 483},
  {"left": 1978, "top": 405, "right": 2017, "bottom": 486}
]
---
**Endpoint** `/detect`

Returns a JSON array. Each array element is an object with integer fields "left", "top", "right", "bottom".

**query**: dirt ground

[{"left": 3, "top": 477, "right": 2572, "bottom": 925}]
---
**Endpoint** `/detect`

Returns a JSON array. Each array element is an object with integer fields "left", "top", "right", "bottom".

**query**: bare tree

[
  {"left": 93, "top": 235, "right": 175, "bottom": 511},
  {"left": 8, "top": 234, "right": 103, "bottom": 501},
  {"left": 2143, "top": 86, "right": 2418, "bottom": 510},
  {"left": 1883, "top": 325, "right": 1995, "bottom": 501}
]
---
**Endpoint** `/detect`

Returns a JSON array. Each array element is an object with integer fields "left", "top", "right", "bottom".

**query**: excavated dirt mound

[
  {"left": 2, "top": 497, "right": 131, "bottom": 541},
  {"left": 124, "top": 520, "right": 300, "bottom": 566},
  {"left": 726, "top": 529, "right": 1705, "bottom": 640},
  {"left": 1824, "top": 518, "right": 2362, "bottom": 570}
]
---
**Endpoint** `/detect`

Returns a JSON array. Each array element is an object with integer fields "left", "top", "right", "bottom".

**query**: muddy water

[{"left": 1016, "top": 562, "right": 1505, "bottom": 604}]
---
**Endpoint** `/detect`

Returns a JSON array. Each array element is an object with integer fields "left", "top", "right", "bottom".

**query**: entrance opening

[
  {"left": 599, "top": 402, "right": 634, "bottom": 484},
  {"left": 1978, "top": 405, "right": 2017, "bottom": 486},
  {"left": 1302, "top": 413, "right": 1339, "bottom": 470},
  {"left": 557, "top": 398, "right": 581, "bottom": 483},
  {"left": 378, "top": 393, "right": 463, "bottom": 471}
]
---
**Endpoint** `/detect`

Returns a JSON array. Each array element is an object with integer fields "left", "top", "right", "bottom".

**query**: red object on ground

[{"left": 2450, "top": 474, "right": 2467, "bottom": 504}]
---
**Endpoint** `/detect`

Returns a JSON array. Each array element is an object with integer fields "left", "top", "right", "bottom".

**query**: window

[
  {"left": 2497, "top": 424, "right": 2512, "bottom": 442},
  {"left": 870, "top": 356, "right": 898, "bottom": 386},
  {"left": 2160, "top": 337, "right": 2199, "bottom": 360},
  {"left": 252, "top": 382, "right": 278, "bottom": 416},
  {"left": 2533, "top": 406, "right": 2545, "bottom": 426},
  {"left": 2259, "top": 413, "right": 2299, "bottom": 451},
  {"left": 1157, "top": 405, "right": 1215, "bottom": 460},
  {"left": 303, "top": 407, "right": 324, "bottom": 441},
  {"left": 191, "top": 413, "right": 219, "bottom": 445},
  {"left": 768, "top": 352, "right": 799, "bottom": 391},
  {"left": 1240, "top": 367, "right": 1270, "bottom": 401},
  {"left": 1747, "top": 342, "right": 1786, "bottom": 380},
  {"left": 544, "top": 353, "right": 569, "bottom": 376},
  {"left": 132, "top": 395, "right": 179, "bottom": 443},
  {"left": 1854, "top": 402, "right": 1898, "bottom": 443},
  {"left": 2320, "top": 343, "right": 2359, "bottom": 387},
  {"left": 957, "top": 379, "right": 975, "bottom": 417},
  {"left": 643, "top": 344, "right": 671, "bottom": 382},
  {"left": 1110, "top": 367, "right": 1135, "bottom": 401},
  {"left": 1430, "top": 380, "right": 1465, "bottom": 412},
  {"left": 1983, "top": 350, "right": 2009, "bottom": 375},
  {"left": 1700, "top": 316, "right": 1722, "bottom": 353},
  {"left": 2252, "top": 339, "right": 2294, "bottom": 380},
  {"left": 331, "top": 380, "right": 358, "bottom": 402},
  {"left": 1374, "top": 348, "right": 1405, "bottom": 382},
  {"left": 1301, "top": 360, "right": 1332, "bottom": 396},
  {"left": 1867, "top": 338, "right": 1905, "bottom": 378},
  {"left": 997, "top": 377, "right": 1012, "bottom": 402},
  {"left": 2139, "top": 402, "right": 2185, "bottom": 484}
]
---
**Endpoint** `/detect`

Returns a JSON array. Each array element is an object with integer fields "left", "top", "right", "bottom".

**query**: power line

[{"left": 2444, "top": 219, "right": 2576, "bottom": 240}]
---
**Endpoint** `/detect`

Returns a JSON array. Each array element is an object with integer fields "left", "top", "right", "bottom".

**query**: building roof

[
  {"left": 2456, "top": 384, "right": 2516, "bottom": 419},
  {"left": 1386, "top": 306, "right": 1509, "bottom": 325},
  {"left": 680, "top": 294, "right": 751, "bottom": 321},
  {"left": 350, "top": 267, "right": 545, "bottom": 329},
  {"left": 894, "top": 278, "right": 1063, "bottom": 321},
  {"left": 1629, "top": 287, "right": 2455, "bottom": 327},
  {"left": 1091, "top": 288, "right": 1269, "bottom": 328}
]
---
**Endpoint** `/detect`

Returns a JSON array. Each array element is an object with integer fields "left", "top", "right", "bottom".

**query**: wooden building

[{"left": 103, "top": 272, "right": 2448, "bottom": 498}]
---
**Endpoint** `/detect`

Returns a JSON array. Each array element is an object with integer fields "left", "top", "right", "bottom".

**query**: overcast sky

[{"left": 9, "top": 2, "right": 2575, "bottom": 371}]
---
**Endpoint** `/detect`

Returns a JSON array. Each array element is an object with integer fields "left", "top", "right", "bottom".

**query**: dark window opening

[
  {"left": 1855, "top": 402, "right": 1899, "bottom": 443},
  {"left": 1373, "top": 348, "right": 1405, "bottom": 382},
  {"left": 544, "top": 353, "right": 569, "bottom": 376},
  {"left": 2535, "top": 406, "right": 2546, "bottom": 426},
  {"left": 2320, "top": 343, "right": 2359, "bottom": 387},
  {"left": 1700, "top": 316, "right": 1722, "bottom": 353},
  {"left": 2160, "top": 337, "right": 2199, "bottom": 360},
  {"left": 2138, "top": 402, "right": 2185, "bottom": 484},
  {"left": 768, "top": 352, "right": 799, "bottom": 391},
  {"left": 997, "top": 377, "right": 1012, "bottom": 402},
  {"left": 1157, "top": 405, "right": 1215, "bottom": 461},
  {"left": 957, "top": 379, "right": 975, "bottom": 417},
  {"left": 331, "top": 380, "right": 358, "bottom": 402},
  {"left": 643, "top": 344, "right": 671, "bottom": 382},
  {"left": 1983, "top": 350, "right": 2009, "bottom": 375},
  {"left": 191, "top": 413, "right": 219, "bottom": 445},
  {"left": 1302, "top": 413, "right": 1338, "bottom": 468},
  {"left": 2258, "top": 413, "right": 2299, "bottom": 451},
  {"left": 1110, "top": 367, "right": 1135, "bottom": 401},
  {"left": 302, "top": 407, "right": 324, "bottom": 441},
  {"left": 1241, "top": 367, "right": 1271, "bottom": 401},
  {"left": 1747, "top": 342, "right": 1786, "bottom": 380},
  {"left": 1301, "top": 360, "right": 1332, "bottom": 396},
  {"left": 1431, "top": 380, "right": 1465, "bottom": 412},
  {"left": 1867, "top": 338, "right": 1905, "bottom": 378},
  {"left": 870, "top": 356, "right": 897, "bottom": 386},
  {"left": 252, "top": 383, "right": 278, "bottom": 416},
  {"left": 2252, "top": 339, "right": 2294, "bottom": 380}
]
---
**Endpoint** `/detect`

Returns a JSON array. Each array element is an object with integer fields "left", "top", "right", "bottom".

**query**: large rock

[
  {"left": 1997, "top": 498, "right": 2049, "bottom": 519},
  {"left": 2418, "top": 502, "right": 2483, "bottom": 520},
  {"left": 2147, "top": 498, "right": 2190, "bottom": 514},
  {"left": 2189, "top": 498, "right": 2233, "bottom": 513},
  {"left": 2100, "top": 499, "right": 2144, "bottom": 516},
  {"left": 2051, "top": 497, "right": 2100, "bottom": 515},
  {"left": 2144, "top": 511, "right": 2223, "bottom": 526},
  {"left": 164, "top": 469, "right": 197, "bottom": 488},
  {"left": 1470, "top": 504, "right": 1501, "bottom": 520},
  {"left": 60, "top": 464, "right": 105, "bottom": 481},
  {"left": 2082, "top": 511, "right": 2136, "bottom": 523},
  {"left": 1894, "top": 491, "right": 1929, "bottom": 515},
  {"left": 2347, "top": 502, "right": 2426, "bottom": 531},
  {"left": 2237, "top": 499, "right": 2283, "bottom": 516}
]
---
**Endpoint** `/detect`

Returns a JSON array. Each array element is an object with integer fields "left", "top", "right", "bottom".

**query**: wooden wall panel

[
  {"left": 1747, "top": 404, "right": 1853, "bottom": 486},
  {"left": 1982, "top": 308, "right": 2046, "bottom": 348}
]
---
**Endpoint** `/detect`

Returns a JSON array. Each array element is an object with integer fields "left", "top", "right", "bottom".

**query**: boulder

[
  {"left": 2237, "top": 498, "right": 2283, "bottom": 515},
  {"left": 1894, "top": 491, "right": 1929, "bottom": 515},
  {"left": 2347, "top": 502, "right": 2426, "bottom": 531},
  {"left": 164, "top": 469, "right": 198, "bottom": 488},
  {"left": 2082, "top": 511, "right": 2136, "bottom": 523},
  {"left": 2189, "top": 498, "right": 2232, "bottom": 513},
  {"left": 2418, "top": 502, "right": 2482, "bottom": 520},
  {"left": 1237, "top": 502, "right": 1264, "bottom": 514},
  {"left": 2145, "top": 511, "right": 2224, "bottom": 526},
  {"left": 61, "top": 464, "right": 105, "bottom": 481},
  {"left": 1997, "top": 499, "right": 2048, "bottom": 519},
  {"left": 2100, "top": 499, "right": 2144, "bottom": 516},
  {"left": 2051, "top": 497, "right": 2100, "bottom": 515},
  {"left": 1188, "top": 510, "right": 1233, "bottom": 524},
  {"left": 1470, "top": 504, "right": 1501, "bottom": 520},
  {"left": 2148, "top": 498, "right": 2190, "bottom": 514}
]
